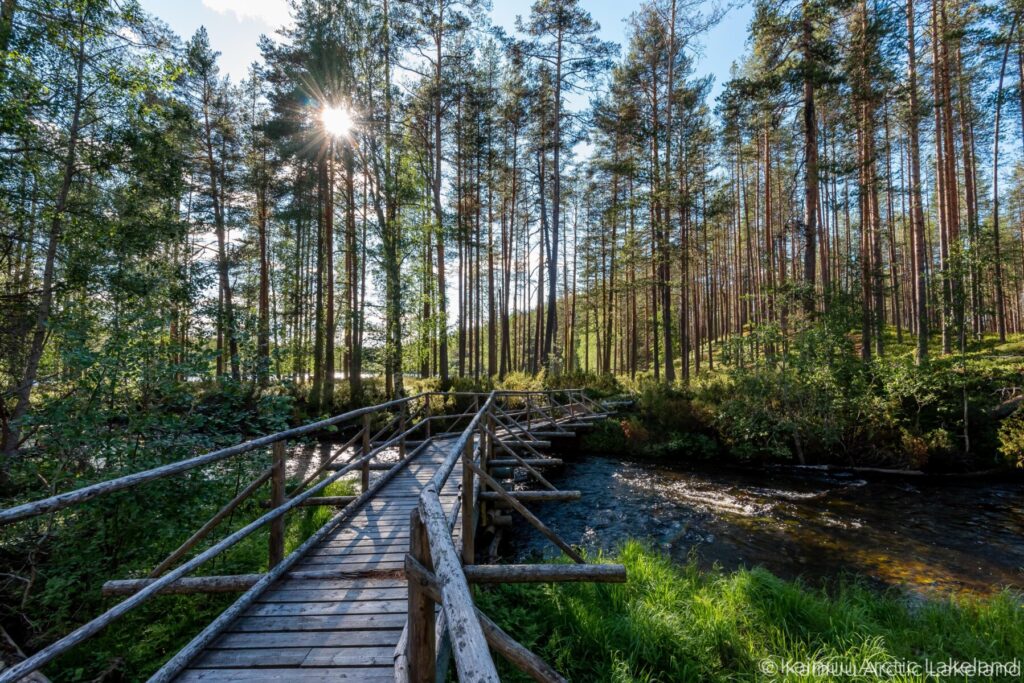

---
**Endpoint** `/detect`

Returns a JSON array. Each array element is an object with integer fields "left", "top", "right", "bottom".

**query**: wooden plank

[
  {"left": 212, "top": 631, "right": 403, "bottom": 650},
  {"left": 295, "top": 558, "right": 406, "bottom": 570},
  {"left": 273, "top": 578, "right": 406, "bottom": 591},
  {"left": 177, "top": 668, "right": 394, "bottom": 681},
  {"left": 298, "top": 551, "right": 407, "bottom": 563},
  {"left": 258, "top": 587, "right": 407, "bottom": 603},
  {"left": 302, "top": 647, "right": 394, "bottom": 667},
  {"left": 192, "top": 648, "right": 309, "bottom": 669},
  {"left": 313, "top": 533, "right": 410, "bottom": 546},
  {"left": 231, "top": 614, "right": 408, "bottom": 632},
  {"left": 194, "top": 647, "right": 397, "bottom": 669},
  {"left": 305, "top": 544, "right": 408, "bottom": 557},
  {"left": 246, "top": 600, "right": 408, "bottom": 617}
]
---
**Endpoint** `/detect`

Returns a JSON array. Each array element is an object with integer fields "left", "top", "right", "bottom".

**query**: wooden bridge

[{"left": 0, "top": 390, "right": 624, "bottom": 682}]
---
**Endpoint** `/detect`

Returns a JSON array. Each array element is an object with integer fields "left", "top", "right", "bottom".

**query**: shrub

[{"left": 998, "top": 407, "right": 1024, "bottom": 468}]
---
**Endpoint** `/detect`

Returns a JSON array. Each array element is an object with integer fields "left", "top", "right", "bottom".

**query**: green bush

[{"left": 998, "top": 407, "right": 1024, "bottom": 468}]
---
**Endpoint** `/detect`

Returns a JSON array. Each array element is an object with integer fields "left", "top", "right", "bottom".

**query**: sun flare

[{"left": 320, "top": 105, "right": 353, "bottom": 138}]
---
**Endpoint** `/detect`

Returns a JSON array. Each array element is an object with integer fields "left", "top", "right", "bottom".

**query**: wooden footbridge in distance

[{"left": 0, "top": 390, "right": 625, "bottom": 682}]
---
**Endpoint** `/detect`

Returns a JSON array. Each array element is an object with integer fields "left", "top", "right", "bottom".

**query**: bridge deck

[{"left": 176, "top": 442, "right": 461, "bottom": 682}]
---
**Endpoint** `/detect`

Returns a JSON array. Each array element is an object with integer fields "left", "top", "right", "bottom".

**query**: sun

[{"left": 320, "top": 105, "right": 353, "bottom": 138}]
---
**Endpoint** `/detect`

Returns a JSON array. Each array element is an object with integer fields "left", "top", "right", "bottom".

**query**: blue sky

[{"left": 140, "top": 0, "right": 753, "bottom": 106}]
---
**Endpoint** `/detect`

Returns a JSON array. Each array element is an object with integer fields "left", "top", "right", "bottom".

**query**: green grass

[{"left": 476, "top": 541, "right": 1024, "bottom": 682}]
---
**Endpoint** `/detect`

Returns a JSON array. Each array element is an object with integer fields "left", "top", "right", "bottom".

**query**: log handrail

[
  {"left": 0, "top": 393, "right": 429, "bottom": 526},
  {"left": 0, "top": 388, "right": 605, "bottom": 683},
  {"left": 406, "top": 388, "right": 610, "bottom": 682}
]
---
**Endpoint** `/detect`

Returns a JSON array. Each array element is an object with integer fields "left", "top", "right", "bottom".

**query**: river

[{"left": 506, "top": 455, "right": 1024, "bottom": 596}]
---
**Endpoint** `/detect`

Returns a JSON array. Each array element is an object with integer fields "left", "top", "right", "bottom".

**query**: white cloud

[{"left": 201, "top": 0, "right": 291, "bottom": 28}]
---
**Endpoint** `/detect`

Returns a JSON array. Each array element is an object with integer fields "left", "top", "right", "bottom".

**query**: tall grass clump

[{"left": 475, "top": 541, "right": 1024, "bottom": 682}]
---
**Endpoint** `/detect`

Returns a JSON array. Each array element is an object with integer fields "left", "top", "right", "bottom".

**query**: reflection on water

[{"left": 508, "top": 456, "right": 1024, "bottom": 596}]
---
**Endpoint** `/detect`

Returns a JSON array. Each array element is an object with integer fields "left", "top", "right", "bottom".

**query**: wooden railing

[
  {"left": 0, "top": 388, "right": 620, "bottom": 683},
  {"left": 401, "top": 390, "right": 626, "bottom": 683},
  {"left": 0, "top": 391, "right": 466, "bottom": 682}
]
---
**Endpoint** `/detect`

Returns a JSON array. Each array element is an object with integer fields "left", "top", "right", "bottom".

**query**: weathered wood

[
  {"left": 404, "top": 556, "right": 566, "bottom": 683},
  {"left": 485, "top": 425, "right": 557, "bottom": 491},
  {"left": 150, "top": 467, "right": 273, "bottom": 578},
  {"left": 0, "top": 394, "right": 424, "bottom": 527},
  {"left": 326, "top": 462, "right": 394, "bottom": 471},
  {"left": 466, "top": 459, "right": 584, "bottom": 564},
  {"left": 406, "top": 509, "right": 435, "bottom": 683},
  {"left": 213, "top": 630, "right": 404, "bottom": 649},
  {"left": 147, "top": 442, "right": 428, "bottom": 683},
  {"left": 480, "top": 490, "right": 581, "bottom": 502},
  {"left": 259, "top": 586, "right": 407, "bottom": 602},
  {"left": 461, "top": 437, "right": 475, "bottom": 565},
  {"left": 247, "top": 600, "right": 408, "bottom": 617},
  {"left": 102, "top": 575, "right": 262, "bottom": 596},
  {"left": 477, "top": 609, "right": 567, "bottom": 683},
  {"left": 302, "top": 496, "right": 358, "bottom": 507},
  {"left": 463, "top": 564, "right": 626, "bottom": 584},
  {"left": 0, "top": 626, "right": 52, "bottom": 683},
  {"left": 103, "top": 563, "right": 429, "bottom": 596},
  {"left": 5, "top": 391, "right": 611, "bottom": 683},
  {"left": 361, "top": 414, "right": 371, "bottom": 492},
  {"left": 268, "top": 441, "right": 286, "bottom": 568},
  {"left": 418, "top": 488, "right": 498, "bottom": 681},
  {"left": 524, "top": 431, "right": 574, "bottom": 438},
  {"left": 398, "top": 404, "right": 407, "bottom": 459},
  {"left": 177, "top": 667, "right": 395, "bottom": 681},
  {"left": 488, "top": 458, "right": 562, "bottom": 468}
]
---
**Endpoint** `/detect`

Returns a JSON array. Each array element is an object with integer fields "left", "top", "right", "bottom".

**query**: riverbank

[
  {"left": 579, "top": 334, "right": 1024, "bottom": 473},
  {"left": 478, "top": 542, "right": 1024, "bottom": 682}
]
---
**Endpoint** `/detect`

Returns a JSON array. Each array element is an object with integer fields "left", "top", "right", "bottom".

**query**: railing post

[
  {"left": 361, "top": 414, "right": 371, "bottom": 493},
  {"left": 486, "top": 411, "right": 495, "bottom": 464},
  {"left": 408, "top": 508, "right": 436, "bottom": 683},
  {"left": 425, "top": 397, "right": 432, "bottom": 438},
  {"left": 268, "top": 441, "right": 286, "bottom": 568},
  {"left": 399, "top": 403, "right": 407, "bottom": 459},
  {"left": 462, "top": 434, "right": 476, "bottom": 565},
  {"left": 525, "top": 395, "right": 531, "bottom": 427}
]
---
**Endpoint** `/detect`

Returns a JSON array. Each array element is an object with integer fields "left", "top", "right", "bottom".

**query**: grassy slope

[{"left": 477, "top": 542, "right": 1024, "bottom": 682}]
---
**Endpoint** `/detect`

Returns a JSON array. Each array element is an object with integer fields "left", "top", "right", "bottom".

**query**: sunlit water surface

[{"left": 507, "top": 455, "right": 1024, "bottom": 596}]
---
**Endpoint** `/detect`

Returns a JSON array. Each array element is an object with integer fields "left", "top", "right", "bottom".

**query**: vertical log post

[
  {"left": 425, "top": 397, "right": 432, "bottom": 438},
  {"left": 361, "top": 414, "right": 371, "bottom": 493},
  {"left": 486, "top": 411, "right": 495, "bottom": 464},
  {"left": 399, "top": 403, "right": 407, "bottom": 459},
  {"left": 268, "top": 441, "right": 286, "bottom": 568},
  {"left": 462, "top": 435, "right": 475, "bottom": 565},
  {"left": 408, "top": 508, "right": 436, "bottom": 683},
  {"left": 525, "top": 396, "right": 531, "bottom": 428}
]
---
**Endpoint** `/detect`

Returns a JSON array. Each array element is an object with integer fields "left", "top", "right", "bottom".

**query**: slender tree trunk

[
  {"left": 906, "top": 0, "right": 929, "bottom": 362},
  {"left": 2, "top": 27, "right": 84, "bottom": 459},
  {"left": 802, "top": 1, "right": 819, "bottom": 316},
  {"left": 991, "top": 13, "right": 1019, "bottom": 343}
]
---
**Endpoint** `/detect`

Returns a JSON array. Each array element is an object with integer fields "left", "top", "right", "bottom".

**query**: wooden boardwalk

[
  {"left": 177, "top": 442, "right": 461, "bottom": 682},
  {"left": 0, "top": 390, "right": 616, "bottom": 683}
]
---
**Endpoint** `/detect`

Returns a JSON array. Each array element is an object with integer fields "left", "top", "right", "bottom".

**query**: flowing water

[{"left": 506, "top": 455, "right": 1024, "bottom": 596}]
